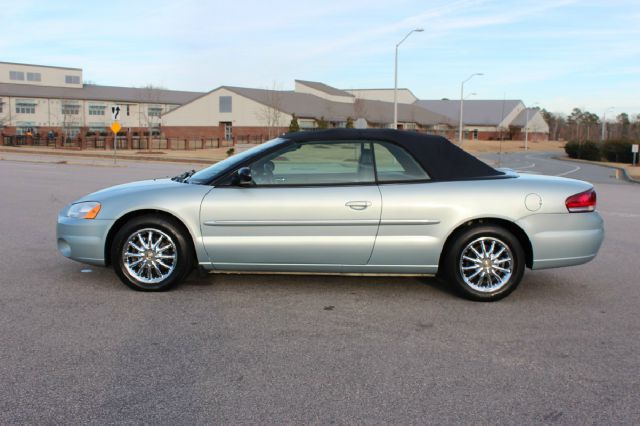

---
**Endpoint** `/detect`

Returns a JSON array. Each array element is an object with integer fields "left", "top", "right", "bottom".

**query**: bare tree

[
  {"left": 353, "top": 97, "right": 367, "bottom": 120},
  {"left": 53, "top": 101, "right": 82, "bottom": 144},
  {"left": 138, "top": 84, "right": 165, "bottom": 150},
  {"left": 255, "top": 82, "right": 284, "bottom": 139}
]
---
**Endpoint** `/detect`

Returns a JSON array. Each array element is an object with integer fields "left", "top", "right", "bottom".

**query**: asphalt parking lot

[{"left": 1, "top": 153, "right": 639, "bottom": 424}]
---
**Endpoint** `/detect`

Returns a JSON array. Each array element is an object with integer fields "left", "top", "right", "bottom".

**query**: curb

[
  {"left": 553, "top": 156, "right": 640, "bottom": 184},
  {"left": 0, "top": 147, "right": 215, "bottom": 165}
]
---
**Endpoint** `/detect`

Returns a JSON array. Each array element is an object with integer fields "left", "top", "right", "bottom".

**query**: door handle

[{"left": 345, "top": 201, "right": 372, "bottom": 210}]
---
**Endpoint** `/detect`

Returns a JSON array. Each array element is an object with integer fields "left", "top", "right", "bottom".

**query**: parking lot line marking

[{"left": 556, "top": 165, "right": 581, "bottom": 176}]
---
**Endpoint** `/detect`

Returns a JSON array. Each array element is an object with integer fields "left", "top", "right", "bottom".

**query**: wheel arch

[
  {"left": 104, "top": 209, "right": 197, "bottom": 267},
  {"left": 438, "top": 217, "right": 533, "bottom": 272}
]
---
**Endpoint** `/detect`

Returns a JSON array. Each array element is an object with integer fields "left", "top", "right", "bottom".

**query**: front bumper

[
  {"left": 56, "top": 216, "right": 115, "bottom": 266},
  {"left": 517, "top": 212, "right": 604, "bottom": 270}
]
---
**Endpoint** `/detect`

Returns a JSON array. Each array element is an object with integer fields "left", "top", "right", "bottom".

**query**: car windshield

[{"left": 188, "top": 138, "right": 286, "bottom": 184}]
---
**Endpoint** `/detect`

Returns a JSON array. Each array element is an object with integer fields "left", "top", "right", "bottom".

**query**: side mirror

[{"left": 234, "top": 167, "right": 253, "bottom": 186}]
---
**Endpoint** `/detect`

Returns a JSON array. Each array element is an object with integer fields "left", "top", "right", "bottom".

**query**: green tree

[
  {"left": 346, "top": 117, "right": 354, "bottom": 128},
  {"left": 540, "top": 108, "right": 566, "bottom": 140},
  {"left": 316, "top": 116, "right": 328, "bottom": 129},
  {"left": 617, "top": 113, "right": 630, "bottom": 139},
  {"left": 288, "top": 114, "right": 300, "bottom": 133}
]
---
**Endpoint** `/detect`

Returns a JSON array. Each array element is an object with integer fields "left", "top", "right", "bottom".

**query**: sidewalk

[
  {"left": 1, "top": 139, "right": 565, "bottom": 164},
  {"left": 0, "top": 145, "right": 228, "bottom": 164}
]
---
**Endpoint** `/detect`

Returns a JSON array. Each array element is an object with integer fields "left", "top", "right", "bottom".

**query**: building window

[
  {"left": 16, "top": 102, "right": 36, "bottom": 114},
  {"left": 88, "top": 123, "right": 107, "bottom": 132},
  {"left": 148, "top": 106, "right": 162, "bottom": 117},
  {"left": 63, "top": 127, "right": 81, "bottom": 138},
  {"left": 65, "top": 75, "right": 81, "bottom": 85},
  {"left": 88, "top": 105, "right": 106, "bottom": 116},
  {"left": 219, "top": 96, "right": 232, "bottom": 113},
  {"left": 221, "top": 122, "right": 232, "bottom": 141},
  {"left": 299, "top": 119, "right": 316, "bottom": 130},
  {"left": 10, "top": 71, "right": 25, "bottom": 81},
  {"left": 16, "top": 126, "right": 38, "bottom": 135},
  {"left": 27, "top": 72, "right": 42, "bottom": 82},
  {"left": 62, "top": 104, "right": 81, "bottom": 115}
]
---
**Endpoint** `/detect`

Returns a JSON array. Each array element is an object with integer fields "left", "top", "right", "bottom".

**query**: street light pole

[
  {"left": 458, "top": 73, "right": 483, "bottom": 145},
  {"left": 601, "top": 107, "right": 614, "bottom": 141},
  {"left": 394, "top": 28, "right": 423, "bottom": 130}
]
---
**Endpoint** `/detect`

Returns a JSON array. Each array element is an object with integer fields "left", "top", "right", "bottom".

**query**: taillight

[{"left": 566, "top": 189, "right": 597, "bottom": 213}]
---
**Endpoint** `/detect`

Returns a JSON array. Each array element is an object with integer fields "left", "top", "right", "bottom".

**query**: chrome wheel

[
  {"left": 122, "top": 228, "right": 177, "bottom": 285},
  {"left": 459, "top": 236, "right": 514, "bottom": 293}
]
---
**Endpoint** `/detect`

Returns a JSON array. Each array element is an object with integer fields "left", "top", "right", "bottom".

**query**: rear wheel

[
  {"left": 111, "top": 215, "right": 194, "bottom": 291},
  {"left": 443, "top": 226, "right": 525, "bottom": 301}
]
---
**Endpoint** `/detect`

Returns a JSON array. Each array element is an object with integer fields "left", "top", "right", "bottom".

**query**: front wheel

[
  {"left": 111, "top": 215, "right": 194, "bottom": 291},
  {"left": 443, "top": 226, "right": 525, "bottom": 301}
]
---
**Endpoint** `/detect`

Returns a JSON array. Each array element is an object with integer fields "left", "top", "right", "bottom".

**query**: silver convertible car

[{"left": 57, "top": 129, "right": 604, "bottom": 301}]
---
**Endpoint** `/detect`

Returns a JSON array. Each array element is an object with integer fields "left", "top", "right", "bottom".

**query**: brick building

[
  {"left": 0, "top": 61, "right": 203, "bottom": 139},
  {"left": 1, "top": 60, "right": 547, "bottom": 146},
  {"left": 415, "top": 99, "right": 549, "bottom": 141},
  {"left": 161, "top": 80, "right": 454, "bottom": 141}
]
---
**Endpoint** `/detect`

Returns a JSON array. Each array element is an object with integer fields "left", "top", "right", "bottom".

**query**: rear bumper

[
  {"left": 517, "top": 212, "right": 604, "bottom": 270},
  {"left": 56, "top": 216, "right": 114, "bottom": 266}
]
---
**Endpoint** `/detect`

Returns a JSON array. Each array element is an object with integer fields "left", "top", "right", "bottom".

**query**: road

[
  {"left": 477, "top": 151, "right": 630, "bottom": 184},
  {"left": 0, "top": 152, "right": 638, "bottom": 424}
]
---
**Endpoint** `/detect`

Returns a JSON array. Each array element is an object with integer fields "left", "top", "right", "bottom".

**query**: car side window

[
  {"left": 249, "top": 141, "right": 375, "bottom": 186},
  {"left": 373, "top": 142, "right": 430, "bottom": 182}
]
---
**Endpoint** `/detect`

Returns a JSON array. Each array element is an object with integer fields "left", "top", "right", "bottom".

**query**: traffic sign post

[
  {"left": 632, "top": 144, "right": 639, "bottom": 167},
  {"left": 111, "top": 119, "right": 121, "bottom": 164}
]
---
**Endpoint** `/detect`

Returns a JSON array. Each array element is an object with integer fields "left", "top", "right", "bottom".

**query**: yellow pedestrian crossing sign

[{"left": 111, "top": 121, "right": 121, "bottom": 134}]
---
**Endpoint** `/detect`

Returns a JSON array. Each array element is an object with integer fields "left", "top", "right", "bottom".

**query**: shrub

[
  {"left": 565, "top": 141, "right": 579, "bottom": 158},
  {"left": 346, "top": 117, "right": 354, "bottom": 128},
  {"left": 580, "top": 141, "right": 601, "bottom": 161},
  {"left": 288, "top": 114, "right": 300, "bottom": 133},
  {"left": 226, "top": 148, "right": 235, "bottom": 157},
  {"left": 602, "top": 140, "right": 634, "bottom": 163},
  {"left": 565, "top": 140, "right": 600, "bottom": 161}
]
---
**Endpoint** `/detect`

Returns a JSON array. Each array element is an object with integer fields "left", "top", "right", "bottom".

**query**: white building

[
  {"left": 415, "top": 99, "right": 549, "bottom": 141},
  {"left": 161, "top": 80, "right": 454, "bottom": 141},
  {"left": 0, "top": 61, "right": 202, "bottom": 137}
]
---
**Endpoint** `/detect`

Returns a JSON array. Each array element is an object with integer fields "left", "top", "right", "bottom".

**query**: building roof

[
  {"left": 222, "top": 86, "right": 453, "bottom": 126},
  {"left": 345, "top": 87, "right": 418, "bottom": 98},
  {"left": 415, "top": 99, "right": 523, "bottom": 126},
  {"left": 510, "top": 107, "right": 541, "bottom": 127},
  {"left": 295, "top": 80, "right": 354, "bottom": 98},
  {"left": 0, "top": 61, "right": 82, "bottom": 71},
  {"left": 0, "top": 82, "right": 204, "bottom": 105}
]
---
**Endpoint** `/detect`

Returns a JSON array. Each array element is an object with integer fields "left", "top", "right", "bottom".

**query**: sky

[{"left": 1, "top": 0, "right": 639, "bottom": 117}]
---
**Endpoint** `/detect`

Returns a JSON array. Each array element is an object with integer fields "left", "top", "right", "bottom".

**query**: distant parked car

[{"left": 57, "top": 129, "right": 603, "bottom": 301}]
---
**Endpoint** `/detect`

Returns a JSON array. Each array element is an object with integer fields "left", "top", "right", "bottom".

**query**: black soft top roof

[{"left": 284, "top": 129, "right": 503, "bottom": 180}]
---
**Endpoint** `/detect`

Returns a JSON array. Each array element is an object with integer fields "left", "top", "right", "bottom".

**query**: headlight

[{"left": 67, "top": 202, "right": 101, "bottom": 219}]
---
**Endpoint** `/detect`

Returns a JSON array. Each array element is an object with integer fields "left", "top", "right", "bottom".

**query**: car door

[
  {"left": 200, "top": 141, "right": 381, "bottom": 271},
  {"left": 367, "top": 141, "right": 446, "bottom": 273}
]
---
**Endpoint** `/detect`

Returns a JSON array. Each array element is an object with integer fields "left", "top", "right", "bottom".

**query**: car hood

[{"left": 76, "top": 178, "right": 185, "bottom": 202}]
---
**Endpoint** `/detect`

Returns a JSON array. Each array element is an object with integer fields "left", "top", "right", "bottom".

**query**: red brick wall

[
  {"left": 161, "top": 126, "right": 220, "bottom": 138},
  {"left": 160, "top": 125, "right": 289, "bottom": 141},
  {"left": 465, "top": 131, "right": 548, "bottom": 141}
]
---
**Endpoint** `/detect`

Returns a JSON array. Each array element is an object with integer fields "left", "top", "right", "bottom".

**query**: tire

[
  {"left": 443, "top": 225, "right": 525, "bottom": 301},
  {"left": 111, "top": 214, "right": 194, "bottom": 291}
]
